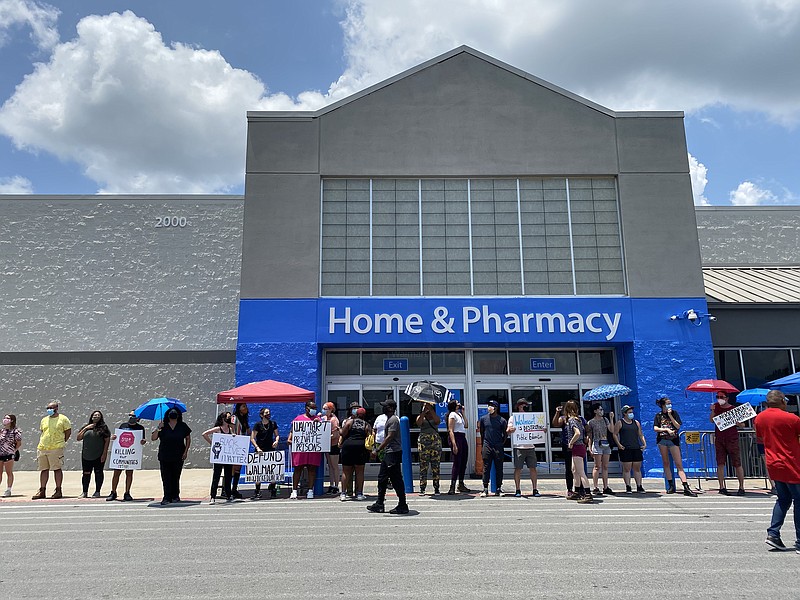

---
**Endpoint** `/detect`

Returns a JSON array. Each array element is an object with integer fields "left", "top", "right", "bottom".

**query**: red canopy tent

[{"left": 216, "top": 380, "right": 315, "bottom": 404}]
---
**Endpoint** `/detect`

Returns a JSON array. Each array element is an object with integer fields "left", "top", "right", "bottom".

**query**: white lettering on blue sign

[{"left": 328, "top": 305, "right": 622, "bottom": 341}]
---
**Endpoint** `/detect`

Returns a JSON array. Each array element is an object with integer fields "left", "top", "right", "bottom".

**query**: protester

[
  {"left": 250, "top": 407, "right": 280, "bottom": 500},
  {"left": 230, "top": 403, "right": 250, "bottom": 500},
  {"left": 710, "top": 392, "right": 746, "bottom": 495},
  {"left": 506, "top": 398, "right": 540, "bottom": 498},
  {"left": 0, "top": 414, "right": 22, "bottom": 497},
  {"left": 479, "top": 399, "right": 507, "bottom": 497},
  {"left": 373, "top": 397, "right": 389, "bottom": 449},
  {"left": 287, "top": 400, "right": 322, "bottom": 499},
  {"left": 416, "top": 402, "right": 441, "bottom": 495},
  {"left": 32, "top": 402, "right": 72, "bottom": 500},
  {"left": 151, "top": 408, "right": 191, "bottom": 505},
  {"left": 565, "top": 400, "right": 592, "bottom": 504},
  {"left": 614, "top": 404, "right": 646, "bottom": 493},
  {"left": 753, "top": 390, "right": 800, "bottom": 552},
  {"left": 367, "top": 398, "right": 409, "bottom": 514},
  {"left": 340, "top": 406, "right": 371, "bottom": 501},
  {"left": 586, "top": 403, "right": 614, "bottom": 495},
  {"left": 552, "top": 403, "right": 575, "bottom": 499},
  {"left": 107, "top": 411, "right": 146, "bottom": 501},
  {"left": 446, "top": 400, "right": 471, "bottom": 494},
  {"left": 321, "top": 401, "right": 341, "bottom": 495},
  {"left": 203, "top": 411, "right": 236, "bottom": 504},
  {"left": 654, "top": 397, "right": 697, "bottom": 497},
  {"left": 76, "top": 410, "right": 111, "bottom": 498}
]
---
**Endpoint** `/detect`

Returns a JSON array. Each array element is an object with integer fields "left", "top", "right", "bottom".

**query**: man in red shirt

[
  {"left": 753, "top": 390, "right": 800, "bottom": 553},
  {"left": 710, "top": 392, "right": 745, "bottom": 495}
]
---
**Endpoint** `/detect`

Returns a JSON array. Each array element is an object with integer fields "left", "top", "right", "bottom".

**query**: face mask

[
  {"left": 488, "top": 406, "right": 496, "bottom": 414},
  {"left": 47, "top": 408, "right": 55, "bottom": 416},
  {"left": 2, "top": 418, "right": 10, "bottom": 426},
  {"left": 168, "top": 412, "right": 178, "bottom": 420},
  {"left": 351, "top": 408, "right": 358, "bottom": 416},
  {"left": 129, "top": 417, "right": 139, "bottom": 424},
  {"left": 262, "top": 414, "right": 270, "bottom": 420},
  {"left": 664, "top": 404, "right": 672, "bottom": 410},
  {"left": 626, "top": 413, "right": 634, "bottom": 420},
  {"left": 717, "top": 398, "right": 727, "bottom": 405},
  {"left": 322, "top": 409, "right": 330, "bottom": 416},
  {"left": 308, "top": 408, "right": 317, "bottom": 417},
  {"left": 225, "top": 417, "right": 232, "bottom": 423}
]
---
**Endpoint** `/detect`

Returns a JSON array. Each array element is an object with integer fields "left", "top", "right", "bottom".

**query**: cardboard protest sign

[
  {"left": 509, "top": 412, "right": 547, "bottom": 448},
  {"left": 713, "top": 402, "right": 757, "bottom": 432},
  {"left": 290, "top": 420, "right": 331, "bottom": 453},
  {"left": 244, "top": 451, "right": 285, "bottom": 483},
  {"left": 210, "top": 433, "right": 251, "bottom": 464},
  {"left": 109, "top": 428, "right": 143, "bottom": 470}
]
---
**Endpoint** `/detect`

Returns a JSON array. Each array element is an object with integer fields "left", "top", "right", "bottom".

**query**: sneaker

[
  {"left": 433, "top": 487, "right": 440, "bottom": 495},
  {"left": 290, "top": 490, "right": 298, "bottom": 499},
  {"left": 356, "top": 494, "right": 366, "bottom": 501},
  {"left": 340, "top": 493, "right": 347, "bottom": 501},
  {"left": 419, "top": 487, "right": 427, "bottom": 496},
  {"left": 636, "top": 486, "right": 646, "bottom": 494},
  {"left": 172, "top": 496, "right": 181, "bottom": 503},
  {"left": 765, "top": 535, "right": 790, "bottom": 551},
  {"left": 269, "top": 489, "right": 277, "bottom": 499},
  {"left": 480, "top": 489, "right": 489, "bottom": 497},
  {"left": 457, "top": 483, "right": 473, "bottom": 493},
  {"left": 2, "top": 489, "right": 10, "bottom": 498},
  {"left": 366, "top": 502, "right": 385, "bottom": 513},
  {"left": 160, "top": 498, "right": 169, "bottom": 505},
  {"left": 51, "top": 488, "right": 62, "bottom": 500},
  {"left": 330, "top": 486, "right": 339, "bottom": 495},
  {"left": 566, "top": 491, "right": 579, "bottom": 500},
  {"left": 120, "top": 492, "right": 132, "bottom": 502},
  {"left": 231, "top": 491, "right": 243, "bottom": 500},
  {"left": 592, "top": 487, "right": 601, "bottom": 495},
  {"left": 226, "top": 496, "right": 234, "bottom": 503},
  {"left": 603, "top": 487, "right": 614, "bottom": 495},
  {"left": 251, "top": 493, "right": 262, "bottom": 501},
  {"left": 306, "top": 490, "right": 314, "bottom": 500},
  {"left": 533, "top": 489, "right": 541, "bottom": 497},
  {"left": 92, "top": 491, "right": 101, "bottom": 498},
  {"left": 209, "top": 498, "right": 216, "bottom": 505},
  {"left": 495, "top": 487, "right": 503, "bottom": 496},
  {"left": 389, "top": 505, "right": 410, "bottom": 515},
  {"left": 625, "top": 485, "right": 632, "bottom": 494},
  {"left": 577, "top": 495, "right": 593, "bottom": 504},
  {"left": 514, "top": 490, "right": 522, "bottom": 498},
  {"left": 78, "top": 492, "right": 88, "bottom": 499},
  {"left": 718, "top": 488, "right": 729, "bottom": 495},
  {"left": 32, "top": 488, "right": 46, "bottom": 500},
  {"left": 736, "top": 488, "right": 746, "bottom": 496}
]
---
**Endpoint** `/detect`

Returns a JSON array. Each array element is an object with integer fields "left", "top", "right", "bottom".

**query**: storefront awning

[{"left": 703, "top": 266, "right": 800, "bottom": 303}]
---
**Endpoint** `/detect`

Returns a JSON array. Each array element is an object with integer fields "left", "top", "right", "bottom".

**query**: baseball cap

[
  {"left": 487, "top": 399, "right": 500, "bottom": 409},
  {"left": 380, "top": 398, "right": 397, "bottom": 409},
  {"left": 622, "top": 404, "right": 633, "bottom": 413},
  {"left": 349, "top": 401, "right": 360, "bottom": 409},
  {"left": 515, "top": 398, "right": 530, "bottom": 408}
]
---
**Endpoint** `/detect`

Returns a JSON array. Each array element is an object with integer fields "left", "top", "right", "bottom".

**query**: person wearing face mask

[
  {"left": 151, "top": 408, "right": 192, "bottom": 505},
  {"left": 586, "top": 403, "right": 614, "bottom": 496},
  {"left": 321, "top": 402, "right": 341, "bottom": 495},
  {"left": 614, "top": 405, "right": 646, "bottom": 493},
  {"left": 654, "top": 397, "right": 696, "bottom": 497},
  {"left": 250, "top": 407, "right": 280, "bottom": 500},
  {"left": 76, "top": 411, "right": 111, "bottom": 498},
  {"left": 446, "top": 401, "right": 471, "bottom": 495},
  {"left": 0, "top": 414, "right": 22, "bottom": 498},
  {"left": 479, "top": 399, "right": 508, "bottom": 497},
  {"left": 367, "top": 398, "right": 409, "bottom": 514},
  {"left": 203, "top": 412, "right": 236, "bottom": 504},
  {"left": 107, "top": 411, "right": 146, "bottom": 501},
  {"left": 32, "top": 402, "right": 72, "bottom": 500},
  {"left": 710, "top": 392, "right": 746, "bottom": 495},
  {"left": 287, "top": 400, "right": 323, "bottom": 499},
  {"left": 340, "top": 406, "right": 371, "bottom": 501},
  {"left": 229, "top": 403, "right": 250, "bottom": 500}
]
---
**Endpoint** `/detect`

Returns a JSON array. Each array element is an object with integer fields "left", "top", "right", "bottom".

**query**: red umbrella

[{"left": 686, "top": 379, "right": 740, "bottom": 393}]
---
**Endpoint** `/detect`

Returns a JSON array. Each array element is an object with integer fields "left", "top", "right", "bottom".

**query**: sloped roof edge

[{"left": 248, "top": 46, "right": 684, "bottom": 121}]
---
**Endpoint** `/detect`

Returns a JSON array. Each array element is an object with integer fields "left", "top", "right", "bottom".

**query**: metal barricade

[{"left": 681, "top": 429, "right": 769, "bottom": 490}]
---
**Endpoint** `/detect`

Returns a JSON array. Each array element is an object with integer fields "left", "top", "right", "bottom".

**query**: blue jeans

[{"left": 767, "top": 481, "right": 800, "bottom": 547}]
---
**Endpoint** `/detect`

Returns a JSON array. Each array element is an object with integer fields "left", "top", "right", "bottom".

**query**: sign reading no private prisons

[{"left": 291, "top": 420, "right": 331, "bottom": 453}]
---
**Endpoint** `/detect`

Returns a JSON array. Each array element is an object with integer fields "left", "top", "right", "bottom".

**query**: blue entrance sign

[
  {"left": 530, "top": 358, "right": 556, "bottom": 372},
  {"left": 384, "top": 359, "right": 408, "bottom": 372}
]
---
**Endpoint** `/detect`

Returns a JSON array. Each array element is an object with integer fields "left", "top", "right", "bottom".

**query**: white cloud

[
  {"left": 688, "top": 154, "right": 710, "bottom": 206},
  {"left": 0, "top": 0, "right": 59, "bottom": 50},
  {"left": 0, "top": 175, "right": 33, "bottom": 193},
  {"left": 729, "top": 181, "right": 779, "bottom": 205}
]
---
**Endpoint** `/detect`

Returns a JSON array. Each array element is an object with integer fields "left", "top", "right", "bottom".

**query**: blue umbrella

[
  {"left": 766, "top": 372, "right": 800, "bottom": 394},
  {"left": 134, "top": 397, "right": 187, "bottom": 421},
  {"left": 582, "top": 384, "right": 632, "bottom": 401},
  {"left": 735, "top": 388, "right": 770, "bottom": 404}
]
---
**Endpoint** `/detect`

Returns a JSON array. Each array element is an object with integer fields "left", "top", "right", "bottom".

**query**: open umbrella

[
  {"left": 582, "top": 384, "right": 632, "bottom": 402},
  {"left": 766, "top": 372, "right": 800, "bottom": 394},
  {"left": 686, "top": 379, "right": 739, "bottom": 393},
  {"left": 134, "top": 397, "right": 187, "bottom": 421},
  {"left": 404, "top": 381, "right": 451, "bottom": 405},
  {"left": 735, "top": 388, "right": 770, "bottom": 404}
]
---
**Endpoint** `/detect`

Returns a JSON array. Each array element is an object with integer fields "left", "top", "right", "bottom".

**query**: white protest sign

[
  {"left": 244, "top": 451, "right": 285, "bottom": 483},
  {"left": 109, "top": 428, "right": 143, "bottom": 470},
  {"left": 510, "top": 412, "right": 547, "bottom": 448},
  {"left": 291, "top": 420, "right": 331, "bottom": 453},
  {"left": 210, "top": 433, "right": 251, "bottom": 464},
  {"left": 713, "top": 402, "right": 757, "bottom": 432}
]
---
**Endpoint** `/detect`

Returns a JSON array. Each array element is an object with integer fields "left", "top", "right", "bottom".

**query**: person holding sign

[
  {"left": 287, "top": 401, "right": 323, "bottom": 500},
  {"left": 250, "top": 407, "right": 280, "bottom": 500},
  {"left": 107, "top": 411, "right": 146, "bottom": 502},
  {"left": 203, "top": 411, "right": 236, "bottom": 504},
  {"left": 654, "top": 397, "right": 696, "bottom": 497},
  {"left": 506, "top": 399, "right": 540, "bottom": 498},
  {"left": 710, "top": 392, "right": 746, "bottom": 496},
  {"left": 614, "top": 405, "right": 646, "bottom": 493}
]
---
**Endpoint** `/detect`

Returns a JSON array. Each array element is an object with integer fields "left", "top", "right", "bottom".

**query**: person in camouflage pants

[{"left": 416, "top": 403, "right": 442, "bottom": 495}]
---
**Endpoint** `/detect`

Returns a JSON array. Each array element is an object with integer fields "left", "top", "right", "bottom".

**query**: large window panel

[{"left": 742, "top": 349, "right": 792, "bottom": 389}]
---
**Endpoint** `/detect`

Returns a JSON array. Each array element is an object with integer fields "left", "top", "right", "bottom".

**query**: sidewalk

[{"left": 0, "top": 470, "right": 773, "bottom": 503}]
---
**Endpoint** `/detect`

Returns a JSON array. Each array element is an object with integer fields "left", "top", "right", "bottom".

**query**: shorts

[
  {"left": 37, "top": 448, "right": 65, "bottom": 471},
  {"left": 658, "top": 438, "right": 679, "bottom": 448},
  {"left": 513, "top": 448, "right": 537, "bottom": 469},
  {"left": 0, "top": 454, "right": 13, "bottom": 462},
  {"left": 328, "top": 445, "right": 340, "bottom": 456},
  {"left": 340, "top": 441, "right": 368, "bottom": 467},
  {"left": 570, "top": 443, "right": 587, "bottom": 459},
  {"left": 715, "top": 435, "right": 741, "bottom": 468},
  {"left": 591, "top": 440, "right": 612, "bottom": 456},
  {"left": 618, "top": 448, "right": 643, "bottom": 463}
]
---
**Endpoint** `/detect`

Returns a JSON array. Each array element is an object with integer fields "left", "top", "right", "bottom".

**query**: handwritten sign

[
  {"left": 210, "top": 433, "right": 251, "bottom": 464},
  {"left": 291, "top": 420, "right": 331, "bottom": 453},
  {"left": 244, "top": 451, "right": 285, "bottom": 483},
  {"left": 509, "top": 413, "right": 547, "bottom": 448},
  {"left": 109, "top": 428, "right": 143, "bottom": 470},
  {"left": 713, "top": 402, "right": 757, "bottom": 432}
]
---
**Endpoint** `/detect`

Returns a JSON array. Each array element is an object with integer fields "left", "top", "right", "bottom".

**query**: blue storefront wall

[{"left": 236, "top": 297, "right": 715, "bottom": 476}]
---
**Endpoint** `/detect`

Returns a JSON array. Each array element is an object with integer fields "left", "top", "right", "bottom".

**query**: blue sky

[{"left": 0, "top": 0, "right": 798, "bottom": 205}]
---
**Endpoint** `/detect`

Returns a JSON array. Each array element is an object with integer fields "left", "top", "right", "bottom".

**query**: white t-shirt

[
  {"left": 449, "top": 412, "right": 466, "bottom": 434},
  {"left": 373, "top": 414, "right": 388, "bottom": 444}
]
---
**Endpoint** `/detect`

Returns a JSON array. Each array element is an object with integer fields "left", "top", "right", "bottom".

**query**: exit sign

[{"left": 384, "top": 359, "right": 408, "bottom": 372}]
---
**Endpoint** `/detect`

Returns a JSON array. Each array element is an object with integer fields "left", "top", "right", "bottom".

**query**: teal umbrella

[{"left": 134, "top": 397, "right": 187, "bottom": 421}]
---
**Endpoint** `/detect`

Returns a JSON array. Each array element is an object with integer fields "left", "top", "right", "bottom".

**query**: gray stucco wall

[{"left": 0, "top": 196, "right": 243, "bottom": 352}]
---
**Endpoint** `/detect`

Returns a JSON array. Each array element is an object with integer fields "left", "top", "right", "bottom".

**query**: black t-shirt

[
  {"left": 253, "top": 420, "right": 278, "bottom": 450},
  {"left": 117, "top": 421, "right": 145, "bottom": 432},
  {"left": 157, "top": 422, "right": 192, "bottom": 461}
]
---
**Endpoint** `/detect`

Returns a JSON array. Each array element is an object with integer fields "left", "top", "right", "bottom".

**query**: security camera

[
  {"left": 709, "top": 315, "right": 717, "bottom": 322},
  {"left": 686, "top": 310, "right": 698, "bottom": 321},
  {"left": 670, "top": 315, "right": 678, "bottom": 321}
]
